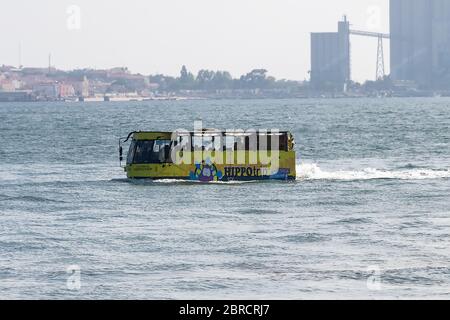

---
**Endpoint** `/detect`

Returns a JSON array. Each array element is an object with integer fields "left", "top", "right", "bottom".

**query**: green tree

[
  {"left": 239, "top": 69, "right": 270, "bottom": 89},
  {"left": 196, "top": 69, "right": 215, "bottom": 89},
  {"left": 212, "top": 71, "right": 233, "bottom": 90},
  {"left": 179, "top": 65, "right": 195, "bottom": 90},
  {"left": 196, "top": 70, "right": 233, "bottom": 90}
]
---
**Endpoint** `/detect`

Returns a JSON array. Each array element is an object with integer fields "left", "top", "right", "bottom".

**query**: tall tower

[
  {"left": 310, "top": 17, "right": 351, "bottom": 90},
  {"left": 338, "top": 15, "right": 351, "bottom": 83},
  {"left": 390, "top": 0, "right": 440, "bottom": 87},
  {"left": 376, "top": 35, "right": 385, "bottom": 80},
  {"left": 431, "top": 0, "right": 450, "bottom": 87}
]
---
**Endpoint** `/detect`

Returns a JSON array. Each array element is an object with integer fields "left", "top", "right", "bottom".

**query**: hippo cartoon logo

[{"left": 190, "top": 159, "right": 223, "bottom": 182}]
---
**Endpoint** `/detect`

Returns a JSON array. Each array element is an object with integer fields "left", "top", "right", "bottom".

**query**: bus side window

[
  {"left": 126, "top": 140, "right": 136, "bottom": 165},
  {"left": 279, "top": 134, "right": 288, "bottom": 151},
  {"left": 235, "top": 136, "right": 245, "bottom": 151},
  {"left": 153, "top": 140, "right": 172, "bottom": 163},
  {"left": 225, "top": 135, "right": 235, "bottom": 151},
  {"left": 192, "top": 134, "right": 202, "bottom": 152},
  {"left": 257, "top": 134, "right": 271, "bottom": 150}
]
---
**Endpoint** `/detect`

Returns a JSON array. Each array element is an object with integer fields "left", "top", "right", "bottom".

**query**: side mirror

[{"left": 119, "top": 146, "right": 123, "bottom": 162}]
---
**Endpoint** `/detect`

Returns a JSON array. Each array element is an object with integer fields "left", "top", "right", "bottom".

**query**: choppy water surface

[{"left": 0, "top": 98, "right": 449, "bottom": 299}]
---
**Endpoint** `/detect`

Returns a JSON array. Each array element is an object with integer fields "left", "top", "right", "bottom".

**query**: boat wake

[
  {"left": 111, "top": 164, "right": 450, "bottom": 184},
  {"left": 112, "top": 178, "right": 256, "bottom": 185},
  {"left": 153, "top": 179, "right": 256, "bottom": 185},
  {"left": 296, "top": 163, "right": 450, "bottom": 181}
]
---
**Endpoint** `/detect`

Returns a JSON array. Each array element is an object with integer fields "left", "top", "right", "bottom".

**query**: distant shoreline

[{"left": 2, "top": 94, "right": 450, "bottom": 103}]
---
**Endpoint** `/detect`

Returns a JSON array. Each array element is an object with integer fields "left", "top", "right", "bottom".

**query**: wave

[
  {"left": 153, "top": 179, "right": 255, "bottom": 185},
  {"left": 296, "top": 163, "right": 450, "bottom": 181},
  {"left": 0, "top": 195, "right": 66, "bottom": 203},
  {"left": 112, "top": 164, "right": 450, "bottom": 184},
  {"left": 281, "top": 233, "right": 330, "bottom": 243},
  {"left": 110, "top": 178, "right": 251, "bottom": 185}
]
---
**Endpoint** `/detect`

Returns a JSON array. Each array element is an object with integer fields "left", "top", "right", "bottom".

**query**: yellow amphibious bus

[{"left": 119, "top": 130, "right": 296, "bottom": 181}]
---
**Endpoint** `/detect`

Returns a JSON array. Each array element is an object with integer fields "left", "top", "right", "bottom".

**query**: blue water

[{"left": 1, "top": 98, "right": 449, "bottom": 299}]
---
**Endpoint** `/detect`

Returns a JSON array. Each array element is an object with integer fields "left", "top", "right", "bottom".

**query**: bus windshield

[{"left": 131, "top": 140, "right": 172, "bottom": 164}]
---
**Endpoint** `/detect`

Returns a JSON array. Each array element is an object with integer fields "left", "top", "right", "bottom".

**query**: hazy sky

[{"left": 0, "top": 0, "right": 389, "bottom": 82}]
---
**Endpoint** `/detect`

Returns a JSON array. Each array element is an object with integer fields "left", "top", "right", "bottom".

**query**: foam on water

[
  {"left": 153, "top": 178, "right": 255, "bottom": 184},
  {"left": 296, "top": 163, "right": 450, "bottom": 181},
  {"left": 113, "top": 164, "right": 450, "bottom": 184}
]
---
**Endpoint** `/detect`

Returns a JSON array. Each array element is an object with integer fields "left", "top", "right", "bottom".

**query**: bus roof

[{"left": 131, "top": 130, "right": 293, "bottom": 140}]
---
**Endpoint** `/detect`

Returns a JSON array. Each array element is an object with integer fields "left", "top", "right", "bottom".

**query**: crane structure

[{"left": 349, "top": 30, "right": 390, "bottom": 81}]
